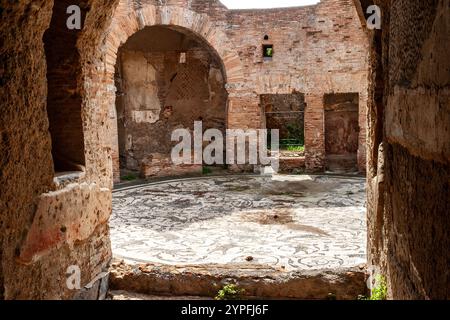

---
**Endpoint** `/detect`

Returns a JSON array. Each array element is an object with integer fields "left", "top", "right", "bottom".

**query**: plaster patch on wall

[
  {"left": 18, "top": 183, "right": 112, "bottom": 264},
  {"left": 126, "top": 134, "right": 133, "bottom": 151},
  {"left": 132, "top": 110, "right": 160, "bottom": 123}
]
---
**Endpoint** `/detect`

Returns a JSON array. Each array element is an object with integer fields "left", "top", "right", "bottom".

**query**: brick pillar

[
  {"left": 226, "top": 95, "right": 262, "bottom": 172},
  {"left": 304, "top": 94, "right": 325, "bottom": 172},
  {"left": 227, "top": 95, "right": 262, "bottom": 130},
  {"left": 357, "top": 91, "right": 368, "bottom": 173},
  {"left": 108, "top": 102, "right": 121, "bottom": 183}
]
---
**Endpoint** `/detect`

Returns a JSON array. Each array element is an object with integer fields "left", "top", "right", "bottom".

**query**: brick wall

[
  {"left": 0, "top": 0, "right": 368, "bottom": 299},
  {"left": 112, "top": 25, "right": 227, "bottom": 179},
  {"left": 104, "top": 0, "right": 368, "bottom": 173}
]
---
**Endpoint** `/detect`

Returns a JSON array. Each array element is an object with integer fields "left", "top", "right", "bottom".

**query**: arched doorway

[
  {"left": 102, "top": 5, "right": 247, "bottom": 183},
  {"left": 113, "top": 25, "right": 228, "bottom": 181}
]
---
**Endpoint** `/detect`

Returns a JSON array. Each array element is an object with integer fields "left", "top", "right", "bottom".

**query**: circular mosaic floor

[{"left": 110, "top": 174, "right": 367, "bottom": 271}]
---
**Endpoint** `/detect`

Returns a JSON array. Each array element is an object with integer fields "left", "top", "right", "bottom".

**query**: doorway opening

[
  {"left": 44, "top": 0, "right": 86, "bottom": 176},
  {"left": 113, "top": 26, "right": 227, "bottom": 182},
  {"left": 261, "top": 93, "right": 306, "bottom": 173},
  {"left": 324, "top": 93, "right": 360, "bottom": 173}
]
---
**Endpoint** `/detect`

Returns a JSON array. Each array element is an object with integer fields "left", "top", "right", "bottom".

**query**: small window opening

[
  {"left": 263, "top": 44, "right": 274, "bottom": 60},
  {"left": 264, "top": 35, "right": 269, "bottom": 40}
]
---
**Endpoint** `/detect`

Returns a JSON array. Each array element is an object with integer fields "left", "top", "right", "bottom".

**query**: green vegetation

[
  {"left": 370, "top": 275, "right": 388, "bottom": 300},
  {"left": 215, "top": 284, "right": 245, "bottom": 300},
  {"left": 284, "top": 145, "right": 305, "bottom": 152},
  {"left": 202, "top": 166, "right": 212, "bottom": 175},
  {"left": 358, "top": 275, "right": 388, "bottom": 300},
  {"left": 326, "top": 293, "right": 337, "bottom": 300},
  {"left": 286, "top": 123, "right": 304, "bottom": 146},
  {"left": 268, "top": 123, "right": 305, "bottom": 152},
  {"left": 121, "top": 174, "right": 137, "bottom": 181}
]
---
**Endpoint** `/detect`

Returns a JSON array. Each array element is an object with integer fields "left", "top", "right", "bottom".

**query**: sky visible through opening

[{"left": 220, "top": 0, "right": 320, "bottom": 9}]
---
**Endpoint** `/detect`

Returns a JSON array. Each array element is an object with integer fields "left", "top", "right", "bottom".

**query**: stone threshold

[{"left": 109, "top": 259, "right": 368, "bottom": 300}]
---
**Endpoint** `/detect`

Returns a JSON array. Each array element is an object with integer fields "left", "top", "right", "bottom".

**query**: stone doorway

[
  {"left": 324, "top": 93, "right": 360, "bottom": 173},
  {"left": 261, "top": 94, "right": 306, "bottom": 173}
]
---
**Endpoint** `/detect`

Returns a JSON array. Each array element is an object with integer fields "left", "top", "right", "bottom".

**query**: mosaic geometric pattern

[{"left": 111, "top": 175, "right": 367, "bottom": 271}]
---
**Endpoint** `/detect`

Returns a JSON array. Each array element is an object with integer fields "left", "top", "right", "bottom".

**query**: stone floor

[
  {"left": 108, "top": 290, "right": 212, "bottom": 300},
  {"left": 111, "top": 174, "right": 366, "bottom": 271}
]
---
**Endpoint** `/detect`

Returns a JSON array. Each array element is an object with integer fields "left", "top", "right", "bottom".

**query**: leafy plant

[
  {"left": 286, "top": 123, "right": 304, "bottom": 145},
  {"left": 284, "top": 145, "right": 305, "bottom": 152},
  {"left": 358, "top": 275, "right": 387, "bottom": 300},
  {"left": 369, "top": 275, "right": 388, "bottom": 300},
  {"left": 326, "top": 293, "right": 337, "bottom": 300},
  {"left": 215, "top": 284, "right": 245, "bottom": 300}
]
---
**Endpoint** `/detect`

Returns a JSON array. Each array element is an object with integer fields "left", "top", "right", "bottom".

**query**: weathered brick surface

[
  {"left": 103, "top": 0, "right": 368, "bottom": 173},
  {"left": 304, "top": 94, "right": 326, "bottom": 171},
  {"left": 0, "top": 0, "right": 118, "bottom": 300},
  {"left": 324, "top": 93, "right": 360, "bottom": 172},
  {"left": 365, "top": 0, "right": 449, "bottom": 299},
  {"left": 3, "top": 0, "right": 449, "bottom": 301},
  {"left": 113, "top": 29, "right": 227, "bottom": 179},
  {"left": 0, "top": 0, "right": 368, "bottom": 299}
]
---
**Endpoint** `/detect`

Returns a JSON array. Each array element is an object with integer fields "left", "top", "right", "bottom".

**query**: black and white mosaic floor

[{"left": 111, "top": 175, "right": 366, "bottom": 271}]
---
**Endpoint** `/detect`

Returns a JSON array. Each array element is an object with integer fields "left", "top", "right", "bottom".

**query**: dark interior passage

[{"left": 44, "top": 0, "right": 86, "bottom": 173}]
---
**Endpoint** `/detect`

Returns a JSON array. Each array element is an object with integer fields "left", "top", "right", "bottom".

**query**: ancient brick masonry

[
  {"left": 1, "top": 0, "right": 449, "bottom": 301},
  {"left": 1, "top": 0, "right": 369, "bottom": 299},
  {"left": 106, "top": 0, "right": 369, "bottom": 180},
  {"left": 356, "top": 0, "right": 450, "bottom": 299},
  {"left": 114, "top": 26, "right": 227, "bottom": 178},
  {"left": 223, "top": 0, "right": 369, "bottom": 173},
  {"left": 0, "top": 0, "right": 119, "bottom": 300}
]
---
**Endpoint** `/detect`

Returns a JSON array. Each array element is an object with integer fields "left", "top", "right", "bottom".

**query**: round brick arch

[
  {"left": 104, "top": 4, "right": 244, "bottom": 89},
  {"left": 101, "top": 4, "right": 245, "bottom": 182}
]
